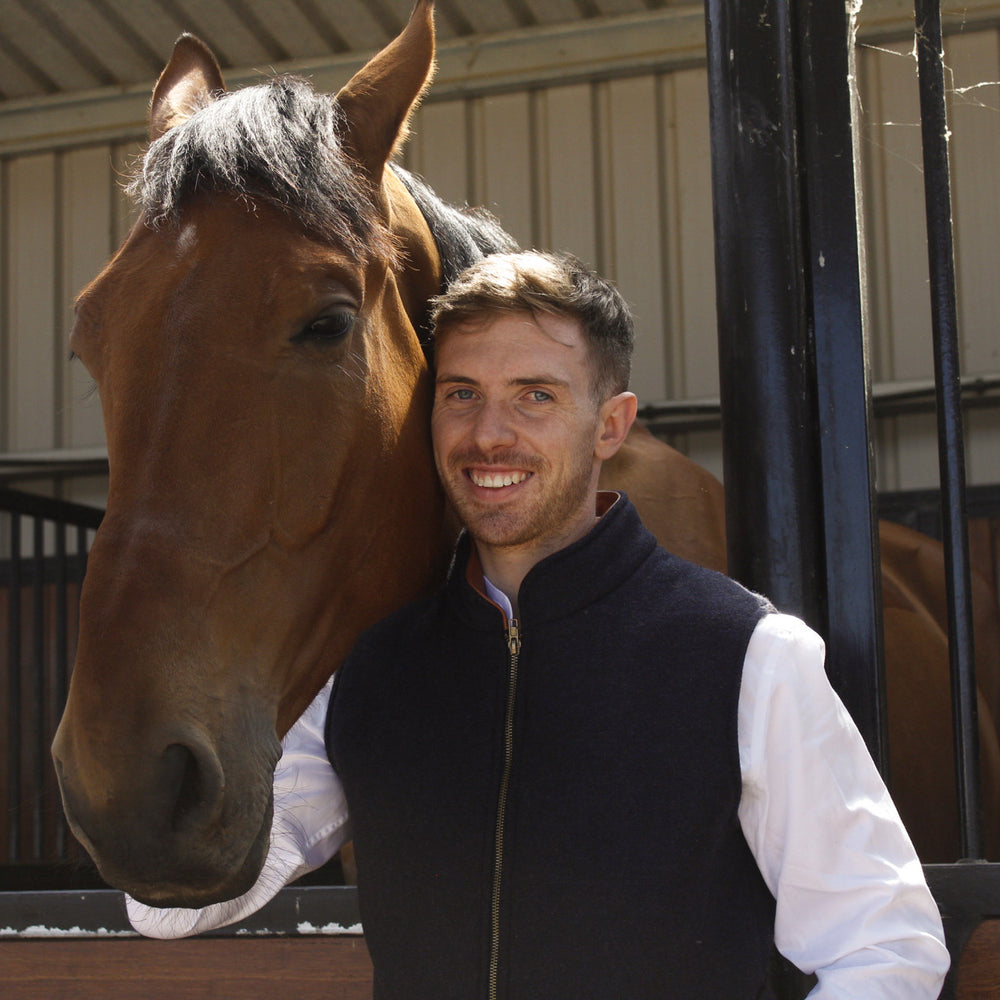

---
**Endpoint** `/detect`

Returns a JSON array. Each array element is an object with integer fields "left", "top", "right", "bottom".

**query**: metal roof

[{"left": 0, "top": 0, "right": 686, "bottom": 105}]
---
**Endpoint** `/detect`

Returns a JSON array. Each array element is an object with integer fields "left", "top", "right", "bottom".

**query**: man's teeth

[{"left": 471, "top": 470, "right": 531, "bottom": 488}]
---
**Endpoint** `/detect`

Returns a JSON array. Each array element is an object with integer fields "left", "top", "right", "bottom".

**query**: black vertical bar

[
  {"left": 8, "top": 512, "right": 22, "bottom": 863},
  {"left": 76, "top": 524, "right": 90, "bottom": 590},
  {"left": 33, "top": 515, "right": 45, "bottom": 861},
  {"left": 55, "top": 519, "right": 68, "bottom": 858},
  {"left": 795, "top": 1, "right": 887, "bottom": 770},
  {"left": 705, "top": 6, "right": 827, "bottom": 992},
  {"left": 704, "top": 0, "right": 825, "bottom": 630},
  {"left": 913, "top": 0, "right": 982, "bottom": 861}
]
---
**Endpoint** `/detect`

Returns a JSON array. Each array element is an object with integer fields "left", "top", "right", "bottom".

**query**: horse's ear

[
  {"left": 335, "top": 0, "right": 436, "bottom": 181},
  {"left": 149, "top": 35, "right": 225, "bottom": 142}
]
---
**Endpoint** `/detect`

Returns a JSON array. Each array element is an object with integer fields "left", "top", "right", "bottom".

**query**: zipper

[{"left": 488, "top": 616, "right": 521, "bottom": 1000}]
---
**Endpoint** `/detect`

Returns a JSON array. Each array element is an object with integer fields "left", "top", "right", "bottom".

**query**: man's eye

[
  {"left": 450, "top": 388, "right": 476, "bottom": 401},
  {"left": 526, "top": 390, "right": 552, "bottom": 402}
]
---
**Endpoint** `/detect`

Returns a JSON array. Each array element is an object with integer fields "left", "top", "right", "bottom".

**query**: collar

[{"left": 448, "top": 491, "right": 658, "bottom": 630}]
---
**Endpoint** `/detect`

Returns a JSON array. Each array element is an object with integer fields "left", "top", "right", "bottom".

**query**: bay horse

[{"left": 52, "top": 0, "right": 999, "bottom": 912}]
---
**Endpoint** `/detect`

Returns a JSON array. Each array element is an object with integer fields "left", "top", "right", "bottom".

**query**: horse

[{"left": 52, "top": 0, "right": 999, "bottom": 914}]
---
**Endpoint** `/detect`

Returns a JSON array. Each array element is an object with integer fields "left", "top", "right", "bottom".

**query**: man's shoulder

[
  {"left": 351, "top": 590, "right": 445, "bottom": 658},
  {"left": 640, "top": 542, "right": 774, "bottom": 624}
]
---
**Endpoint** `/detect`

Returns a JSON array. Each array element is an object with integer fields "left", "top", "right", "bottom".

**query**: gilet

[{"left": 328, "top": 495, "right": 776, "bottom": 999}]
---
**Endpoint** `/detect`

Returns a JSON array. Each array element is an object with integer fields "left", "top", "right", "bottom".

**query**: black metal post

[
  {"left": 704, "top": 0, "right": 825, "bottom": 627},
  {"left": 704, "top": 0, "right": 886, "bottom": 763},
  {"left": 55, "top": 519, "right": 68, "bottom": 858},
  {"left": 795, "top": 1, "right": 887, "bottom": 770},
  {"left": 913, "top": 0, "right": 983, "bottom": 862},
  {"left": 32, "top": 516, "right": 45, "bottom": 861},
  {"left": 7, "top": 512, "right": 21, "bottom": 863}
]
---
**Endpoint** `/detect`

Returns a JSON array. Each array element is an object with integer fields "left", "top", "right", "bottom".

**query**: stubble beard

[{"left": 440, "top": 443, "right": 597, "bottom": 553}]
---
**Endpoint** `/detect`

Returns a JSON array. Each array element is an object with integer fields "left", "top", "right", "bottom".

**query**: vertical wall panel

[
  {"left": 409, "top": 101, "right": 471, "bottom": 206},
  {"left": 604, "top": 75, "right": 668, "bottom": 406},
  {"left": 476, "top": 92, "right": 535, "bottom": 248},
  {"left": 61, "top": 147, "right": 113, "bottom": 452},
  {"left": 948, "top": 32, "right": 1000, "bottom": 374},
  {"left": 859, "top": 39, "right": 937, "bottom": 490},
  {"left": 668, "top": 67, "right": 718, "bottom": 400},
  {"left": 946, "top": 32, "right": 1000, "bottom": 487},
  {"left": 664, "top": 66, "right": 723, "bottom": 480},
  {"left": 59, "top": 146, "right": 116, "bottom": 510},
  {"left": 6, "top": 155, "right": 57, "bottom": 454},
  {"left": 536, "top": 83, "right": 599, "bottom": 267}
]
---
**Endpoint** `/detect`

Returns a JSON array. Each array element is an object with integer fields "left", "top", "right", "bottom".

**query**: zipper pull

[{"left": 507, "top": 617, "right": 521, "bottom": 657}]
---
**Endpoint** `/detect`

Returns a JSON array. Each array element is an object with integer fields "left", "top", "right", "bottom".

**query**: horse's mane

[
  {"left": 128, "top": 75, "right": 395, "bottom": 262},
  {"left": 128, "top": 74, "right": 518, "bottom": 283},
  {"left": 391, "top": 165, "right": 518, "bottom": 287}
]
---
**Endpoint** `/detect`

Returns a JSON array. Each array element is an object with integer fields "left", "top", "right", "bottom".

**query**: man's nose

[{"left": 471, "top": 401, "right": 517, "bottom": 451}]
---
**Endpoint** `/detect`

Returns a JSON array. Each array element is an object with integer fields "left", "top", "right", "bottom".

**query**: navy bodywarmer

[{"left": 328, "top": 496, "right": 776, "bottom": 999}]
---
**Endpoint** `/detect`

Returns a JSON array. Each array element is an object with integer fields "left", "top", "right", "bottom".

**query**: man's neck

[
  {"left": 474, "top": 510, "right": 612, "bottom": 615},
  {"left": 476, "top": 548, "right": 539, "bottom": 617}
]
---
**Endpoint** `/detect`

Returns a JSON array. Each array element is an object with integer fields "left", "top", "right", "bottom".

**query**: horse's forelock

[{"left": 129, "top": 75, "right": 397, "bottom": 264}]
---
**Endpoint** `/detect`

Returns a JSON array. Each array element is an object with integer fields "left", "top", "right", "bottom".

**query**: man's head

[
  {"left": 429, "top": 252, "right": 638, "bottom": 576},
  {"left": 429, "top": 250, "right": 634, "bottom": 404}
]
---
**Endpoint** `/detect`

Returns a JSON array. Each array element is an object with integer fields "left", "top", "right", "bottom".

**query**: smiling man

[
  {"left": 130, "top": 251, "right": 948, "bottom": 999},
  {"left": 324, "top": 251, "right": 948, "bottom": 999},
  {"left": 430, "top": 291, "right": 635, "bottom": 608}
]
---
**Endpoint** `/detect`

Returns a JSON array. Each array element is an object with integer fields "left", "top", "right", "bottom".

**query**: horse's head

[{"left": 51, "top": 1, "right": 456, "bottom": 906}]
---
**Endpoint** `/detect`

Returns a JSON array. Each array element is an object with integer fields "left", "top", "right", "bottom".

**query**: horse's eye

[{"left": 295, "top": 309, "right": 355, "bottom": 344}]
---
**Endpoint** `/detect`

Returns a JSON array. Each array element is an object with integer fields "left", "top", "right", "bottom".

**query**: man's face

[{"left": 431, "top": 310, "right": 605, "bottom": 562}]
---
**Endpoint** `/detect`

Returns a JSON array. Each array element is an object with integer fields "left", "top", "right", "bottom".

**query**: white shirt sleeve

[
  {"left": 127, "top": 678, "right": 348, "bottom": 939},
  {"left": 738, "top": 613, "right": 951, "bottom": 998}
]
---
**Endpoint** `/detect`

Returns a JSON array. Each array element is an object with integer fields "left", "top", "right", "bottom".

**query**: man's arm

[
  {"left": 127, "top": 679, "right": 348, "bottom": 939},
  {"left": 738, "top": 614, "right": 950, "bottom": 998}
]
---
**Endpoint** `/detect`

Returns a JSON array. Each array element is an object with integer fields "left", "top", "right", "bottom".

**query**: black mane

[
  {"left": 391, "top": 165, "right": 518, "bottom": 287},
  {"left": 128, "top": 74, "right": 518, "bottom": 298},
  {"left": 129, "top": 75, "right": 395, "bottom": 262}
]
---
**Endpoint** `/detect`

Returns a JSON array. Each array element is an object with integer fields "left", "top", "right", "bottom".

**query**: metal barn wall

[
  {"left": 859, "top": 28, "right": 1000, "bottom": 491},
  {"left": 1, "top": 7, "right": 998, "bottom": 506}
]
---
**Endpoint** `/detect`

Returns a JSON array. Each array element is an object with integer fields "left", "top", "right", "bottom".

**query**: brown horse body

[{"left": 53, "top": 0, "right": 999, "bottom": 910}]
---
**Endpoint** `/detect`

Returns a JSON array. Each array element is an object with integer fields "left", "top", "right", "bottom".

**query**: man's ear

[{"left": 594, "top": 391, "right": 638, "bottom": 460}]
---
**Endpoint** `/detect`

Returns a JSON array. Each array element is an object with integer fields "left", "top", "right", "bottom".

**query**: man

[{"left": 130, "top": 251, "right": 949, "bottom": 998}]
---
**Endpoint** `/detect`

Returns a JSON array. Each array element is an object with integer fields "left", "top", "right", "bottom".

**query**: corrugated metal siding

[
  {"left": 858, "top": 29, "right": 1000, "bottom": 491},
  {"left": 0, "top": 140, "right": 138, "bottom": 507},
  {"left": 1, "top": 17, "right": 998, "bottom": 502},
  {"left": 0, "top": 0, "right": 698, "bottom": 103}
]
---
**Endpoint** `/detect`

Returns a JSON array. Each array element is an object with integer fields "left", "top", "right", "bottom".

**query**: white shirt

[{"left": 127, "top": 611, "right": 949, "bottom": 998}]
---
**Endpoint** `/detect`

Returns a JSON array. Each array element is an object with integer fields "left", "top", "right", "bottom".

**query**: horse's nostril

[{"left": 161, "top": 737, "right": 224, "bottom": 835}]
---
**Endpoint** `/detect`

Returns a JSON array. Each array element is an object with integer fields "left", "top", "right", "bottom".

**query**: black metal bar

[
  {"left": 914, "top": 0, "right": 983, "bottom": 861},
  {"left": 704, "top": 0, "right": 825, "bottom": 630},
  {"left": 705, "top": 0, "right": 888, "bottom": 771},
  {"left": 0, "top": 490, "right": 103, "bottom": 867},
  {"left": 7, "top": 512, "right": 22, "bottom": 863},
  {"left": 0, "top": 488, "right": 104, "bottom": 529},
  {"left": 704, "top": 7, "right": 831, "bottom": 993},
  {"left": 32, "top": 515, "right": 45, "bottom": 862},
  {"left": 794, "top": 0, "right": 887, "bottom": 769},
  {"left": 55, "top": 519, "right": 68, "bottom": 858}
]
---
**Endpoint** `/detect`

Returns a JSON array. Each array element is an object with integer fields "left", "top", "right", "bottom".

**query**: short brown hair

[{"left": 429, "top": 251, "right": 634, "bottom": 401}]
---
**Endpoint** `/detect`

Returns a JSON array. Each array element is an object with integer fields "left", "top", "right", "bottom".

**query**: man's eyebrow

[
  {"left": 509, "top": 374, "right": 569, "bottom": 388},
  {"left": 435, "top": 373, "right": 569, "bottom": 388}
]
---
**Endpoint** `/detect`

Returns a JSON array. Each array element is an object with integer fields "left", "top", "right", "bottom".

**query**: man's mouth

[{"left": 468, "top": 469, "right": 532, "bottom": 489}]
